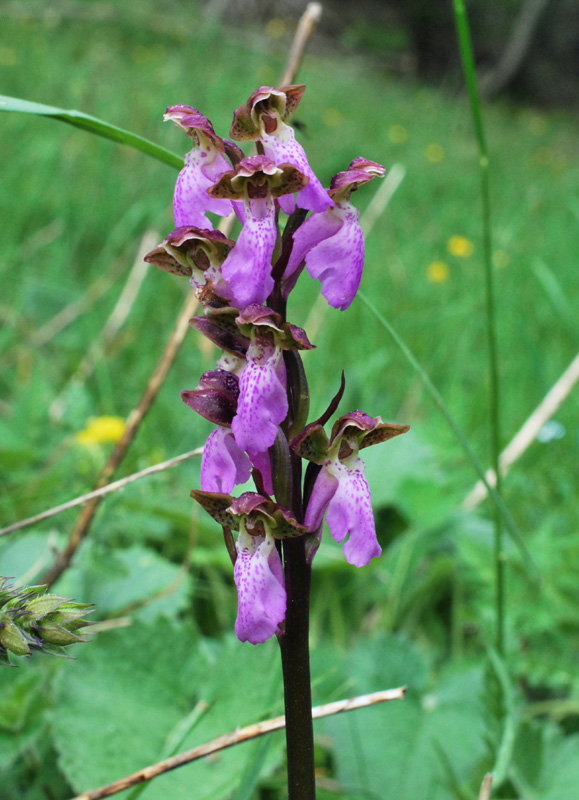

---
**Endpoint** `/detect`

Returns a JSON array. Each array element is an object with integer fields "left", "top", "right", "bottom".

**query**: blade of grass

[
  {"left": 0, "top": 95, "right": 182, "bottom": 170},
  {"left": 452, "top": 0, "right": 505, "bottom": 654},
  {"left": 358, "top": 290, "right": 537, "bottom": 580}
]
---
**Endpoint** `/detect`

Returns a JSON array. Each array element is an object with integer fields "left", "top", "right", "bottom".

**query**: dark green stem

[
  {"left": 452, "top": 0, "right": 505, "bottom": 655},
  {"left": 279, "top": 535, "right": 316, "bottom": 800}
]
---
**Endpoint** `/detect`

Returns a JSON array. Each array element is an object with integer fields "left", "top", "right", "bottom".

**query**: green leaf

[
  {"left": 52, "top": 623, "right": 284, "bottom": 800},
  {"left": 0, "top": 95, "right": 182, "bottom": 170},
  {"left": 58, "top": 544, "right": 192, "bottom": 623},
  {"left": 315, "top": 636, "right": 487, "bottom": 800},
  {"left": 0, "top": 661, "right": 51, "bottom": 770},
  {"left": 513, "top": 721, "right": 579, "bottom": 800}
]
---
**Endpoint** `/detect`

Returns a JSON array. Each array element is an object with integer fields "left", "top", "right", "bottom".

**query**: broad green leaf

[
  {"left": 315, "top": 635, "right": 486, "bottom": 800},
  {"left": 52, "top": 623, "right": 284, "bottom": 800},
  {"left": 513, "top": 721, "right": 579, "bottom": 800},
  {"left": 0, "top": 661, "right": 51, "bottom": 770},
  {"left": 0, "top": 95, "right": 182, "bottom": 170},
  {"left": 58, "top": 543, "right": 192, "bottom": 622}
]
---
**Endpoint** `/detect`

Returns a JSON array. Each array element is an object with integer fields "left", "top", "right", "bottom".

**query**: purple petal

[
  {"left": 250, "top": 449, "right": 274, "bottom": 496},
  {"left": 231, "top": 358, "right": 288, "bottom": 455},
  {"left": 234, "top": 528, "right": 286, "bottom": 644},
  {"left": 261, "top": 124, "right": 331, "bottom": 213},
  {"left": 221, "top": 197, "right": 277, "bottom": 307},
  {"left": 173, "top": 150, "right": 233, "bottom": 228},
  {"left": 285, "top": 207, "right": 343, "bottom": 281},
  {"left": 304, "top": 466, "right": 339, "bottom": 532},
  {"left": 324, "top": 456, "right": 381, "bottom": 567},
  {"left": 201, "top": 428, "right": 252, "bottom": 493},
  {"left": 304, "top": 202, "right": 364, "bottom": 311}
]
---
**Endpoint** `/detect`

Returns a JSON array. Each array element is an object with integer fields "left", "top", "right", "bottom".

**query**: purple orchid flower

[
  {"left": 190, "top": 491, "right": 308, "bottom": 644},
  {"left": 230, "top": 86, "right": 332, "bottom": 215},
  {"left": 295, "top": 411, "right": 409, "bottom": 567},
  {"left": 165, "top": 106, "right": 239, "bottom": 229},
  {"left": 200, "top": 427, "right": 252, "bottom": 494},
  {"left": 144, "top": 226, "right": 234, "bottom": 304},
  {"left": 232, "top": 306, "right": 314, "bottom": 457},
  {"left": 234, "top": 522, "right": 286, "bottom": 643},
  {"left": 208, "top": 155, "right": 309, "bottom": 307},
  {"left": 284, "top": 159, "right": 386, "bottom": 310}
]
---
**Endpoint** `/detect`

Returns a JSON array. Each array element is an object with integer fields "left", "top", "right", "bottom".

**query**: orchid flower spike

[
  {"left": 295, "top": 411, "right": 409, "bottom": 567},
  {"left": 284, "top": 159, "right": 386, "bottom": 310},
  {"left": 165, "top": 106, "right": 240, "bottom": 229},
  {"left": 230, "top": 86, "right": 332, "bottom": 215},
  {"left": 208, "top": 155, "right": 308, "bottom": 307}
]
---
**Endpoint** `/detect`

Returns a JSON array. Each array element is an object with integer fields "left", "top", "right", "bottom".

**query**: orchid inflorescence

[{"left": 145, "top": 85, "right": 409, "bottom": 645}]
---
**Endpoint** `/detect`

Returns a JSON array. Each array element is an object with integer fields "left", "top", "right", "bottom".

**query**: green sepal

[
  {"left": 190, "top": 490, "right": 237, "bottom": 529},
  {"left": 0, "top": 617, "right": 31, "bottom": 656},
  {"left": 292, "top": 423, "right": 330, "bottom": 464},
  {"left": 25, "top": 594, "right": 68, "bottom": 617},
  {"left": 37, "top": 642, "right": 72, "bottom": 659},
  {"left": 37, "top": 625, "right": 87, "bottom": 647}
]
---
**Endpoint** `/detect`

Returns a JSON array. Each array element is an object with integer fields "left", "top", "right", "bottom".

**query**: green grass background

[{"left": 1, "top": 2, "right": 579, "bottom": 798}]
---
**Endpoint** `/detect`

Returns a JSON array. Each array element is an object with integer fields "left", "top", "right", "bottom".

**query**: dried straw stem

[{"left": 69, "top": 687, "right": 406, "bottom": 800}]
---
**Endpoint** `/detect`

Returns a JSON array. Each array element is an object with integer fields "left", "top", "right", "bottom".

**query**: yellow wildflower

[
  {"left": 427, "top": 261, "right": 450, "bottom": 283},
  {"left": 447, "top": 235, "right": 474, "bottom": 258},
  {"left": 426, "top": 143, "right": 445, "bottom": 163},
  {"left": 388, "top": 125, "right": 408, "bottom": 144},
  {"left": 75, "top": 416, "right": 126, "bottom": 446}
]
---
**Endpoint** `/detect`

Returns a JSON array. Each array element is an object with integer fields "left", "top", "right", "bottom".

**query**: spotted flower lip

[
  {"left": 283, "top": 158, "right": 385, "bottom": 310},
  {"left": 234, "top": 523, "right": 286, "bottom": 644},
  {"left": 231, "top": 309, "right": 314, "bottom": 457},
  {"left": 208, "top": 156, "right": 309, "bottom": 307},
  {"left": 231, "top": 328, "right": 288, "bottom": 457},
  {"left": 298, "top": 412, "right": 409, "bottom": 567},
  {"left": 230, "top": 86, "right": 331, "bottom": 214},
  {"left": 189, "top": 489, "right": 304, "bottom": 644}
]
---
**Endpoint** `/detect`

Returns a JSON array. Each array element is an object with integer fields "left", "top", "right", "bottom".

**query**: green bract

[{"left": 0, "top": 579, "right": 94, "bottom": 666}]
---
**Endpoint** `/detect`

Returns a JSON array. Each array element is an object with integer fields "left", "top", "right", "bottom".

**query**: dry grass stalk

[
  {"left": 69, "top": 687, "right": 406, "bottom": 800},
  {"left": 0, "top": 447, "right": 203, "bottom": 538}
]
